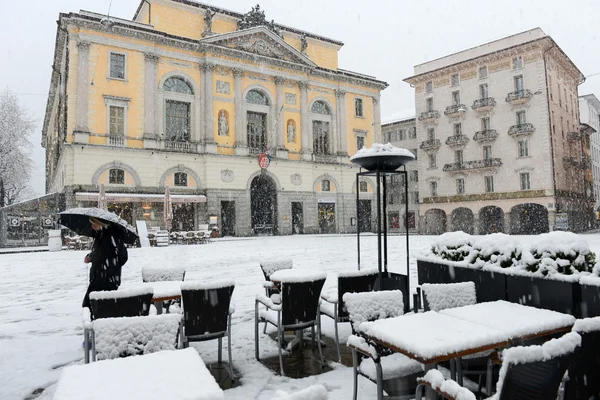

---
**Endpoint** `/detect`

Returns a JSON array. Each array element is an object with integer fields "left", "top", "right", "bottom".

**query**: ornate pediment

[{"left": 201, "top": 27, "right": 316, "bottom": 67}]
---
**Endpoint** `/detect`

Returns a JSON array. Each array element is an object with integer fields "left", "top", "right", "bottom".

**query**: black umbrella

[{"left": 58, "top": 207, "right": 138, "bottom": 245}]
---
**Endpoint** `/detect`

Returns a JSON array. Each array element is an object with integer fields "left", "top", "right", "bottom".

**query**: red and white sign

[{"left": 258, "top": 153, "right": 270, "bottom": 169}]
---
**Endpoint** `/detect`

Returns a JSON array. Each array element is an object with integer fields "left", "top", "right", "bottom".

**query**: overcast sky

[{"left": 2, "top": 0, "right": 599, "bottom": 197}]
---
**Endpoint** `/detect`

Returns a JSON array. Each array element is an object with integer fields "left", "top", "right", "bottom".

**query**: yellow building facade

[{"left": 42, "top": 0, "right": 387, "bottom": 236}]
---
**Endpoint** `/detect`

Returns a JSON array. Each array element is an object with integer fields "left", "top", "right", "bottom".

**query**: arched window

[
  {"left": 164, "top": 77, "right": 193, "bottom": 95},
  {"left": 311, "top": 101, "right": 331, "bottom": 115},
  {"left": 246, "top": 89, "right": 269, "bottom": 105},
  {"left": 109, "top": 168, "right": 125, "bottom": 184},
  {"left": 174, "top": 172, "right": 188, "bottom": 187}
]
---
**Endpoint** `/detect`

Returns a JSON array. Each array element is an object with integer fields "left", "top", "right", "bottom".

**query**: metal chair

[
  {"left": 180, "top": 280, "right": 236, "bottom": 381},
  {"left": 318, "top": 269, "right": 378, "bottom": 362},
  {"left": 255, "top": 275, "right": 325, "bottom": 376},
  {"left": 565, "top": 317, "right": 600, "bottom": 399},
  {"left": 344, "top": 290, "right": 423, "bottom": 400},
  {"left": 259, "top": 259, "right": 293, "bottom": 298},
  {"left": 416, "top": 331, "right": 581, "bottom": 400}
]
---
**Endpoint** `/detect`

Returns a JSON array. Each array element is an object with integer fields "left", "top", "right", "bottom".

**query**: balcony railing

[
  {"left": 164, "top": 140, "right": 196, "bottom": 153},
  {"left": 508, "top": 123, "right": 536, "bottom": 137},
  {"left": 473, "top": 129, "right": 498, "bottom": 143},
  {"left": 445, "top": 134, "right": 469, "bottom": 148},
  {"left": 444, "top": 104, "right": 468, "bottom": 118},
  {"left": 108, "top": 135, "right": 124, "bottom": 147},
  {"left": 472, "top": 97, "right": 497, "bottom": 112},
  {"left": 248, "top": 146, "right": 267, "bottom": 155},
  {"left": 419, "top": 139, "right": 441, "bottom": 151},
  {"left": 505, "top": 89, "right": 533, "bottom": 105},
  {"left": 443, "top": 158, "right": 503, "bottom": 172},
  {"left": 418, "top": 110, "right": 440, "bottom": 121},
  {"left": 567, "top": 131, "right": 582, "bottom": 141}
]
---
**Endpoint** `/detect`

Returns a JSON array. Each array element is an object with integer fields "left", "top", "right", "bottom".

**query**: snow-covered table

[{"left": 53, "top": 348, "right": 224, "bottom": 400}]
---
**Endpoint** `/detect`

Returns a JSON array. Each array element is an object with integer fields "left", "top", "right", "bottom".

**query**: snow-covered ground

[{"left": 1, "top": 233, "right": 599, "bottom": 400}]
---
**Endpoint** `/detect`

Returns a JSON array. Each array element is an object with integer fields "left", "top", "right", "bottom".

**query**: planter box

[
  {"left": 506, "top": 274, "right": 582, "bottom": 317},
  {"left": 417, "top": 260, "right": 453, "bottom": 284},
  {"left": 580, "top": 282, "right": 600, "bottom": 318}
]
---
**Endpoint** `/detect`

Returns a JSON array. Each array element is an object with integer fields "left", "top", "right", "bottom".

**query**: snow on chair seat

[
  {"left": 142, "top": 267, "right": 186, "bottom": 282},
  {"left": 421, "top": 281, "right": 476, "bottom": 312},
  {"left": 92, "top": 314, "right": 181, "bottom": 361}
]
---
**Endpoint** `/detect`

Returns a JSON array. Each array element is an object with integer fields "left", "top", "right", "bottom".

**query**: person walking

[{"left": 82, "top": 216, "right": 128, "bottom": 312}]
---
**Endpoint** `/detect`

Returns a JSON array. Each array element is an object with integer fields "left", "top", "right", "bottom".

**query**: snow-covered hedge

[{"left": 426, "top": 231, "right": 597, "bottom": 281}]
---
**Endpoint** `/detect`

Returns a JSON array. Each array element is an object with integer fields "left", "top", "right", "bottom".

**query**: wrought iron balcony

[
  {"left": 444, "top": 104, "right": 468, "bottom": 118},
  {"left": 505, "top": 89, "right": 533, "bottom": 105},
  {"left": 563, "top": 156, "right": 579, "bottom": 168},
  {"left": 508, "top": 123, "right": 536, "bottom": 137},
  {"left": 443, "top": 158, "right": 503, "bottom": 172},
  {"left": 445, "top": 134, "right": 469, "bottom": 148},
  {"left": 567, "top": 131, "right": 583, "bottom": 141},
  {"left": 164, "top": 140, "right": 196, "bottom": 153},
  {"left": 418, "top": 110, "right": 440, "bottom": 121},
  {"left": 473, "top": 129, "right": 498, "bottom": 143},
  {"left": 108, "top": 135, "right": 124, "bottom": 147},
  {"left": 419, "top": 139, "right": 441, "bottom": 151},
  {"left": 472, "top": 97, "right": 497, "bottom": 112}
]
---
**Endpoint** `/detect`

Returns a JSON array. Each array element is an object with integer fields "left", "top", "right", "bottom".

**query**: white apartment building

[
  {"left": 578, "top": 94, "right": 600, "bottom": 211},
  {"left": 381, "top": 116, "right": 419, "bottom": 233},
  {"left": 404, "top": 28, "right": 593, "bottom": 234}
]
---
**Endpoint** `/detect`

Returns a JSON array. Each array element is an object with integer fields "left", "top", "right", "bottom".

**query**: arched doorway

[
  {"left": 250, "top": 174, "right": 278, "bottom": 235},
  {"left": 510, "top": 203, "right": 549, "bottom": 234},
  {"left": 423, "top": 209, "right": 447, "bottom": 235},
  {"left": 450, "top": 208, "right": 474, "bottom": 234},
  {"left": 479, "top": 206, "right": 504, "bottom": 234}
]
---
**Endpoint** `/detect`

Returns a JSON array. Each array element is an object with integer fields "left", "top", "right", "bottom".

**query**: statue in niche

[
  {"left": 300, "top": 34, "right": 308, "bottom": 55},
  {"left": 218, "top": 110, "right": 229, "bottom": 136},
  {"left": 203, "top": 9, "right": 216, "bottom": 37},
  {"left": 287, "top": 120, "right": 296, "bottom": 143}
]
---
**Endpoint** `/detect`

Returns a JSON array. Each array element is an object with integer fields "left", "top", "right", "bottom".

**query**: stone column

[
  {"left": 372, "top": 95, "right": 382, "bottom": 142},
  {"left": 299, "top": 81, "right": 311, "bottom": 161},
  {"left": 233, "top": 68, "right": 246, "bottom": 148},
  {"left": 335, "top": 89, "right": 348, "bottom": 156},
  {"left": 75, "top": 40, "right": 90, "bottom": 133},
  {"left": 202, "top": 63, "right": 215, "bottom": 146},
  {"left": 143, "top": 53, "right": 159, "bottom": 138}
]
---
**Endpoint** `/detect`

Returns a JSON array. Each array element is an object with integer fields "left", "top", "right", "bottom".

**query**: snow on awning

[{"left": 74, "top": 192, "right": 207, "bottom": 203}]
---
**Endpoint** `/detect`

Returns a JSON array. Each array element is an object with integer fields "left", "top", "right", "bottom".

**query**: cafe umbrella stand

[{"left": 351, "top": 144, "right": 416, "bottom": 314}]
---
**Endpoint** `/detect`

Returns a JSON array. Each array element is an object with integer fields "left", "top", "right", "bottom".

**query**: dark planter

[
  {"left": 506, "top": 274, "right": 582, "bottom": 317},
  {"left": 376, "top": 272, "right": 410, "bottom": 314},
  {"left": 417, "top": 260, "right": 453, "bottom": 284},
  {"left": 580, "top": 282, "right": 600, "bottom": 318}
]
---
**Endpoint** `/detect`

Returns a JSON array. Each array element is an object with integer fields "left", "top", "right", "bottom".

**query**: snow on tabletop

[
  {"left": 440, "top": 300, "right": 575, "bottom": 339},
  {"left": 357, "top": 312, "right": 509, "bottom": 362},
  {"left": 270, "top": 268, "right": 326, "bottom": 283},
  {"left": 343, "top": 290, "right": 404, "bottom": 329},
  {"left": 141, "top": 266, "right": 185, "bottom": 282},
  {"left": 360, "top": 352, "right": 423, "bottom": 380},
  {"left": 573, "top": 316, "right": 600, "bottom": 333},
  {"left": 181, "top": 278, "right": 235, "bottom": 291},
  {"left": 260, "top": 259, "right": 293, "bottom": 277},
  {"left": 420, "top": 369, "right": 476, "bottom": 400},
  {"left": 53, "top": 348, "right": 223, "bottom": 400},
  {"left": 350, "top": 143, "right": 415, "bottom": 160},
  {"left": 273, "top": 384, "right": 328, "bottom": 400},
  {"left": 495, "top": 332, "right": 581, "bottom": 397},
  {"left": 89, "top": 286, "right": 153, "bottom": 300},
  {"left": 422, "top": 282, "right": 476, "bottom": 312},
  {"left": 336, "top": 267, "right": 378, "bottom": 278},
  {"left": 347, "top": 334, "right": 378, "bottom": 359}
]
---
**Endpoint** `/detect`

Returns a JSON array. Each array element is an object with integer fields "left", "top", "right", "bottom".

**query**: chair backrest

[
  {"left": 181, "top": 280, "right": 235, "bottom": 338},
  {"left": 280, "top": 278, "right": 326, "bottom": 327},
  {"left": 496, "top": 332, "right": 581, "bottom": 400},
  {"left": 421, "top": 281, "right": 476, "bottom": 312},
  {"left": 568, "top": 317, "right": 600, "bottom": 398},
  {"left": 260, "top": 259, "right": 293, "bottom": 281},
  {"left": 93, "top": 314, "right": 181, "bottom": 360},
  {"left": 336, "top": 269, "right": 378, "bottom": 320},
  {"left": 89, "top": 288, "right": 154, "bottom": 320},
  {"left": 343, "top": 290, "right": 404, "bottom": 331},
  {"left": 142, "top": 267, "right": 186, "bottom": 282}
]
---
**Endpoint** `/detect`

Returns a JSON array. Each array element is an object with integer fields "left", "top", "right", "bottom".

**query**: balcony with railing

[
  {"left": 443, "top": 158, "right": 503, "bottom": 172},
  {"left": 505, "top": 89, "right": 533, "bottom": 105},
  {"left": 419, "top": 139, "right": 441, "bottom": 151},
  {"left": 473, "top": 129, "right": 498, "bottom": 143},
  {"left": 508, "top": 123, "right": 536, "bottom": 137},
  {"left": 567, "top": 131, "right": 583, "bottom": 141},
  {"left": 445, "top": 134, "right": 469, "bottom": 148},
  {"left": 164, "top": 140, "right": 197, "bottom": 153},
  {"left": 444, "top": 104, "right": 468, "bottom": 118},
  {"left": 472, "top": 97, "right": 497, "bottom": 112},
  {"left": 418, "top": 110, "right": 440, "bottom": 122},
  {"left": 108, "top": 135, "right": 125, "bottom": 147}
]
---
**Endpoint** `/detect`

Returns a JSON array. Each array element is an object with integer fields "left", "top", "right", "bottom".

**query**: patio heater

[{"left": 352, "top": 146, "right": 415, "bottom": 313}]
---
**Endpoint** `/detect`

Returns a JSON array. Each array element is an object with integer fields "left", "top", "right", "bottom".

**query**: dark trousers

[{"left": 82, "top": 280, "right": 119, "bottom": 315}]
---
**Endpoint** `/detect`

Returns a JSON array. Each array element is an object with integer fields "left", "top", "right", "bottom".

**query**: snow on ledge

[
  {"left": 270, "top": 269, "right": 326, "bottom": 283},
  {"left": 336, "top": 268, "right": 378, "bottom": 278},
  {"left": 350, "top": 143, "right": 415, "bottom": 160},
  {"left": 181, "top": 279, "right": 235, "bottom": 291},
  {"left": 573, "top": 317, "right": 600, "bottom": 333},
  {"left": 90, "top": 286, "right": 153, "bottom": 300}
]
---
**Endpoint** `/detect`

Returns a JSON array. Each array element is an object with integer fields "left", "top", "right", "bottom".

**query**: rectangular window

[
  {"left": 399, "top": 129, "right": 406, "bottom": 141},
  {"left": 413, "top": 191, "right": 420, "bottom": 204},
  {"left": 410, "top": 170, "right": 418, "bottom": 182},
  {"left": 456, "top": 178, "right": 465, "bottom": 195},
  {"left": 407, "top": 211, "right": 416, "bottom": 229},
  {"left": 109, "top": 168, "right": 124, "bottom": 184},
  {"left": 485, "top": 176, "right": 494, "bottom": 193},
  {"left": 165, "top": 100, "right": 190, "bottom": 141},
  {"left": 312, "top": 121, "right": 330, "bottom": 154},
  {"left": 428, "top": 153, "right": 436, "bottom": 168},
  {"left": 481, "top": 117, "right": 490, "bottom": 130},
  {"left": 451, "top": 74, "right": 459, "bottom": 86},
  {"left": 479, "top": 83, "right": 489, "bottom": 99},
  {"left": 174, "top": 172, "right": 188, "bottom": 187},
  {"left": 426, "top": 97, "right": 434, "bottom": 112},
  {"left": 411, "top": 148, "right": 418, "bottom": 160},
  {"left": 109, "top": 53, "right": 126, "bottom": 80},
  {"left": 513, "top": 56, "right": 523, "bottom": 70},
  {"left": 452, "top": 91, "right": 461, "bottom": 106},
  {"left": 514, "top": 75, "right": 524, "bottom": 92},
  {"left": 430, "top": 181, "right": 438, "bottom": 197},
  {"left": 427, "top": 128, "right": 435, "bottom": 141},
  {"left": 109, "top": 106, "right": 125, "bottom": 136},
  {"left": 409, "top": 127, "right": 417, "bottom": 139},
  {"left": 518, "top": 140, "right": 529, "bottom": 157},
  {"left": 354, "top": 98, "right": 364, "bottom": 117},
  {"left": 426, "top": 81, "right": 433, "bottom": 93},
  {"left": 483, "top": 145, "right": 492, "bottom": 160},
  {"left": 479, "top": 66, "right": 488, "bottom": 79},
  {"left": 399, "top": 192, "right": 406, "bottom": 204},
  {"left": 389, "top": 212, "right": 400, "bottom": 229},
  {"left": 359, "top": 181, "right": 368, "bottom": 192},
  {"left": 321, "top": 180, "right": 330, "bottom": 191},
  {"left": 548, "top": 75, "right": 553, "bottom": 100},
  {"left": 455, "top": 149, "right": 463, "bottom": 164},
  {"left": 517, "top": 110, "right": 526, "bottom": 125},
  {"left": 520, "top": 172, "right": 531, "bottom": 190},
  {"left": 453, "top": 123, "right": 462, "bottom": 136},
  {"left": 356, "top": 135, "right": 365, "bottom": 150}
]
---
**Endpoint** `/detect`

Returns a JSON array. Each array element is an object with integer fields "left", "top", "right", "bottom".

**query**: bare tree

[{"left": 0, "top": 87, "right": 35, "bottom": 207}]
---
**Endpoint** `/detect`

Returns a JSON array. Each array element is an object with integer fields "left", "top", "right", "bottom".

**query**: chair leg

[
  {"left": 83, "top": 328, "right": 89, "bottom": 364},
  {"left": 352, "top": 348, "right": 359, "bottom": 400},
  {"left": 333, "top": 308, "right": 341, "bottom": 363},
  {"left": 316, "top": 316, "right": 324, "bottom": 367},
  {"left": 375, "top": 360, "right": 384, "bottom": 400},
  {"left": 415, "top": 384, "right": 426, "bottom": 400},
  {"left": 218, "top": 337, "right": 222, "bottom": 364},
  {"left": 255, "top": 300, "right": 260, "bottom": 361},
  {"left": 456, "top": 357, "right": 463, "bottom": 386},
  {"left": 91, "top": 330, "right": 97, "bottom": 362},
  {"left": 228, "top": 314, "right": 235, "bottom": 381},
  {"left": 277, "top": 312, "right": 284, "bottom": 376}
]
